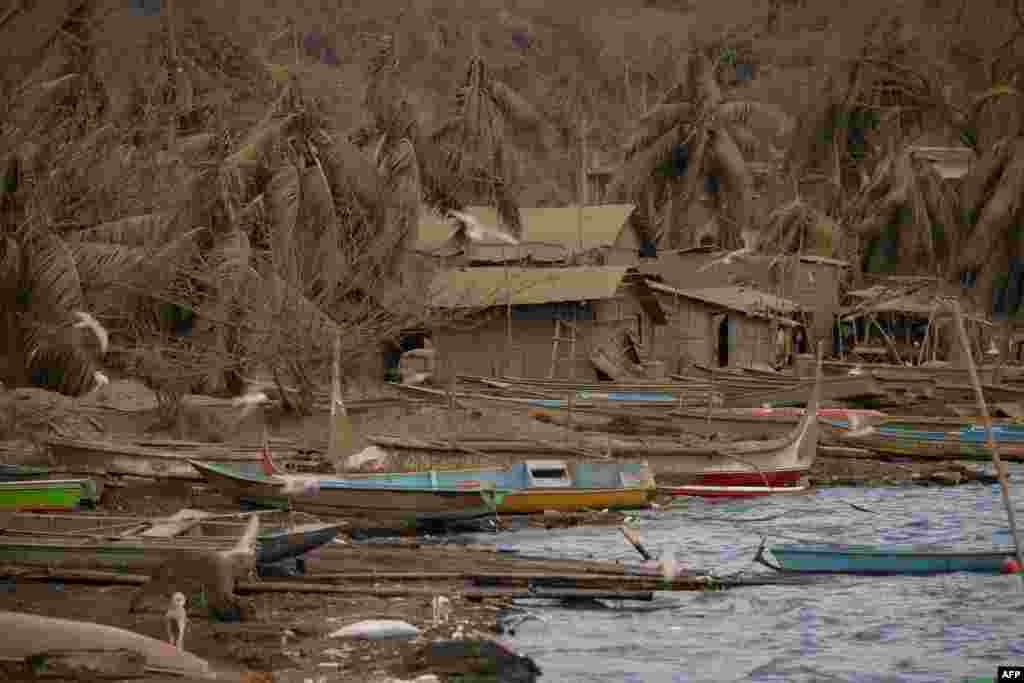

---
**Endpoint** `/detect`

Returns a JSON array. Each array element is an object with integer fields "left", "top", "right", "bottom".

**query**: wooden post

[
  {"left": 504, "top": 248, "right": 512, "bottom": 376},
  {"left": 565, "top": 391, "right": 574, "bottom": 444},
  {"left": 448, "top": 370, "right": 457, "bottom": 453},
  {"left": 919, "top": 303, "right": 939, "bottom": 366},
  {"left": 951, "top": 299, "right": 1024, "bottom": 572},
  {"left": 328, "top": 331, "right": 352, "bottom": 461}
]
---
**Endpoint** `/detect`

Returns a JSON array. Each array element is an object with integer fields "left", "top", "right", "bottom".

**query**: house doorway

[{"left": 717, "top": 315, "right": 730, "bottom": 367}]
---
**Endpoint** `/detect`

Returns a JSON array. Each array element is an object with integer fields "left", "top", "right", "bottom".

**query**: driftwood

[{"left": 234, "top": 581, "right": 654, "bottom": 600}]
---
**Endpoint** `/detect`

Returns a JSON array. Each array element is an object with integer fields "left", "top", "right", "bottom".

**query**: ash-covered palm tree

[
  {"left": 611, "top": 49, "right": 791, "bottom": 250},
  {"left": 845, "top": 146, "right": 960, "bottom": 278},
  {"left": 426, "top": 40, "right": 547, "bottom": 238}
]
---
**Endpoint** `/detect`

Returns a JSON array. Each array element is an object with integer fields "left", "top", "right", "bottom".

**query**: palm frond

[
  {"left": 205, "top": 229, "right": 252, "bottom": 297},
  {"left": 0, "top": 236, "right": 21, "bottom": 298},
  {"left": 319, "top": 133, "right": 386, "bottom": 208},
  {"left": 960, "top": 148, "right": 1024, "bottom": 271},
  {"left": 266, "top": 164, "right": 301, "bottom": 284},
  {"left": 71, "top": 213, "right": 176, "bottom": 247},
  {"left": 961, "top": 138, "right": 1017, "bottom": 222},
  {"left": 723, "top": 121, "right": 761, "bottom": 158},
  {"left": 67, "top": 242, "right": 149, "bottom": 291},
  {"left": 244, "top": 269, "right": 339, "bottom": 358},
  {"left": 625, "top": 103, "right": 693, "bottom": 158},
  {"left": 23, "top": 231, "right": 84, "bottom": 323},
  {"left": 495, "top": 184, "right": 522, "bottom": 240},
  {"left": 609, "top": 126, "right": 682, "bottom": 199},
  {"left": 489, "top": 79, "right": 545, "bottom": 133},
  {"left": 709, "top": 128, "right": 752, "bottom": 249},
  {"left": 177, "top": 133, "right": 219, "bottom": 160},
  {"left": 224, "top": 113, "right": 303, "bottom": 168},
  {"left": 297, "top": 159, "right": 340, "bottom": 303},
  {"left": 719, "top": 100, "right": 793, "bottom": 133}
]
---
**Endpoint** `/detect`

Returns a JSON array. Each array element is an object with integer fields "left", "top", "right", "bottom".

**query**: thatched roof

[
  {"left": 416, "top": 204, "right": 637, "bottom": 253},
  {"left": 648, "top": 279, "right": 800, "bottom": 312}
]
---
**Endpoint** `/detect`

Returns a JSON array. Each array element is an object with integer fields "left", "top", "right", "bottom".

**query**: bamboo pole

[
  {"left": 950, "top": 299, "right": 1024, "bottom": 573},
  {"left": 504, "top": 246, "right": 512, "bottom": 376},
  {"left": 328, "top": 332, "right": 352, "bottom": 460}
]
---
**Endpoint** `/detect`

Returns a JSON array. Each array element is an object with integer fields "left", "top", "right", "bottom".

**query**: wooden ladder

[{"left": 548, "top": 318, "right": 578, "bottom": 379}]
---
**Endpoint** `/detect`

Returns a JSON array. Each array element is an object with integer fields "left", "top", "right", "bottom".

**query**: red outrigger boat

[{"left": 655, "top": 343, "right": 824, "bottom": 499}]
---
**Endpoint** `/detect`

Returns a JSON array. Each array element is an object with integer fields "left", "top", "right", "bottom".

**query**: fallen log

[
  {"left": 818, "top": 445, "right": 881, "bottom": 459},
  {"left": 464, "top": 587, "right": 654, "bottom": 602},
  {"left": 232, "top": 581, "right": 656, "bottom": 600},
  {"left": 0, "top": 568, "right": 149, "bottom": 585}
]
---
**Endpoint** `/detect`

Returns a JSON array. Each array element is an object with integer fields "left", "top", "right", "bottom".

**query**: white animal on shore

[
  {"left": 166, "top": 592, "right": 187, "bottom": 650},
  {"left": 432, "top": 595, "right": 452, "bottom": 626}
]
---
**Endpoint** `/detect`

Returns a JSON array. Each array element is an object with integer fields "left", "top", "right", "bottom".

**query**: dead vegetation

[{"left": 0, "top": 0, "right": 1023, "bottom": 409}]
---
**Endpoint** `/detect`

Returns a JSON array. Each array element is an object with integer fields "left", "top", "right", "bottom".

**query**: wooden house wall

[
  {"left": 651, "top": 294, "right": 778, "bottom": 371},
  {"left": 434, "top": 290, "right": 658, "bottom": 382}
]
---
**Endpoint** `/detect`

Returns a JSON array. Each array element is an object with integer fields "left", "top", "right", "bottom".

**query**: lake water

[{"left": 469, "top": 463, "right": 1024, "bottom": 683}]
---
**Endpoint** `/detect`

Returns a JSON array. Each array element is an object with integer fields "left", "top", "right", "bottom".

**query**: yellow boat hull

[{"left": 495, "top": 487, "right": 655, "bottom": 514}]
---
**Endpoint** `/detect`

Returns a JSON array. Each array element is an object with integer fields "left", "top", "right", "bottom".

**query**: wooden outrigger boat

[
  {"left": 671, "top": 371, "right": 885, "bottom": 407},
  {"left": 0, "top": 509, "right": 345, "bottom": 567},
  {"left": 666, "top": 406, "right": 885, "bottom": 440},
  {"left": 820, "top": 416, "right": 1024, "bottom": 462},
  {"left": 644, "top": 343, "right": 824, "bottom": 488},
  {"left": 0, "top": 464, "right": 51, "bottom": 481},
  {"left": 0, "top": 478, "right": 100, "bottom": 512},
  {"left": 755, "top": 540, "right": 1018, "bottom": 575},
  {"left": 189, "top": 459, "right": 506, "bottom": 524},
  {"left": 0, "top": 611, "right": 213, "bottom": 678},
  {"left": 348, "top": 460, "right": 657, "bottom": 514},
  {"left": 44, "top": 437, "right": 326, "bottom": 481},
  {"left": 659, "top": 483, "right": 811, "bottom": 498},
  {"left": 378, "top": 345, "right": 825, "bottom": 488}
]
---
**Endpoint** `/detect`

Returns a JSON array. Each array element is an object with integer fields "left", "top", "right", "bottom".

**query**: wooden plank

[{"left": 134, "top": 509, "right": 215, "bottom": 538}]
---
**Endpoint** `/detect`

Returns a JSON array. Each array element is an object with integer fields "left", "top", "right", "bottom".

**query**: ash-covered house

[
  {"left": 426, "top": 265, "right": 667, "bottom": 382},
  {"left": 640, "top": 246, "right": 846, "bottom": 345},
  {"left": 642, "top": 279, "right": 807, "bottom": 372},
  {"left": 415, "top": 204, "right": 648, "bottom": 267}
]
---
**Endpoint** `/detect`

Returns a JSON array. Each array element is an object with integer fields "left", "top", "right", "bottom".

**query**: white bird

[
  {"left": 447, "top": 210, "right": 520, "bottom": 245},
  {"left": 232, "top": 390, "right": 272, "bottom": 421},
  {"left": 165, "top": 592, "right": 187, "bottom": 650},
  {"left": 696, "top": 228, "right": 760, "bottom": 272}
]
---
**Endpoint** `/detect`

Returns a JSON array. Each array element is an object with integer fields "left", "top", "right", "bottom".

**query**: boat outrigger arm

[{"left": 753, "top": 536, "right": 783, "bottom": 572}]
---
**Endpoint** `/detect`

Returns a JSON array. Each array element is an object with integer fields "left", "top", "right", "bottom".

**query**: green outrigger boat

[
  {"left": 0, "top": 464, "right": 52, "bottom": 481},
  {"left": 0, "top": 478, "right": 100, "bottom": 512},
  {"left": 0, "top": 509, "right": 345, "bottom": 572}
]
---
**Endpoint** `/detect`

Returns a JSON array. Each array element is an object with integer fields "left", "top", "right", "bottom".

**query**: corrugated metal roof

[
  {"left": 416, "top": 204, "right": 636, "bottom": 252},
  {"left": 429, "top": 266, "right": 632, "bottom": 309},
  {"left": 647, "top": 281, "right": 802, "bottom": 315}
]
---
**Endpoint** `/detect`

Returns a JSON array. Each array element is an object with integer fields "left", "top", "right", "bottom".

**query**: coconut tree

[
  {"left": 610, "top": 49, "right": 791, "bottom": 250},
  {"left": 845, "top": 146, "right": 961, "bottom": 278},
  {"left": 954, "top": 136, "right": 1024, "bottom": 316},
  {"left": 427, "top": 35, "right": 547, "bottom": 238}
]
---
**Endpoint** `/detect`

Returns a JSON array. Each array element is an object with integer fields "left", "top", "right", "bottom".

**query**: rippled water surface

[{"left": 468, "top": 463, "right": 1024, "bottom": 682}]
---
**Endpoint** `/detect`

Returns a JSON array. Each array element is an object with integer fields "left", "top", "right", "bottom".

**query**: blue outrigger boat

[
  {"left": 754, "top": 539, "right": 1016, "bottom": 575},
  {"left": 347, "top": 459, "right": 657, "bottom": 513}
]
